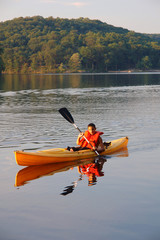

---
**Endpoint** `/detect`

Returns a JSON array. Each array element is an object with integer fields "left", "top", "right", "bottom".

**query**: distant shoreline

[{"left": 2, "top": 70, "right": 160, "bottom": 75}]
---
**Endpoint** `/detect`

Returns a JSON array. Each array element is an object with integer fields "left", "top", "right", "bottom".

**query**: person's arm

[
  {"left": 97, "top": 136, "right": 105, "bottom": 152},
  {"left": 76, "top": 132, "right": 84, "bottom": 145}
]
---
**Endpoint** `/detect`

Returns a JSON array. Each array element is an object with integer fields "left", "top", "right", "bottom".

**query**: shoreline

[{"left": 1, "top": 70, "right": 160, "bottom": 75}]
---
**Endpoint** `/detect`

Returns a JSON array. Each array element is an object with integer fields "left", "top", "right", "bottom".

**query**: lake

[{"left": 0, "top": 72, "right": 160, "bottom": 240}]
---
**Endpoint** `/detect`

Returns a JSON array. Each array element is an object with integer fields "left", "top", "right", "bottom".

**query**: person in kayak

[{"left": 67, "top": 123, "right": 105, "bottom": 152}]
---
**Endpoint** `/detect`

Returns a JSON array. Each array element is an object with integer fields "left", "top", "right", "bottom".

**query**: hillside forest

[{"left": 0, "top": 16, "right": 160, "bottom": 73}]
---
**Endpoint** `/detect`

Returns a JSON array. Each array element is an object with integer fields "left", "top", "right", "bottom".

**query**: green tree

[
  {"left": 79, "top": 46, "right": 95, "bottom": 70},
  {"left": 58, "top": 63, "right": 66, "bottom": 73},
  {"left": 21, "top": 63, "right": 28, "bottom": 73},
  {"left": 0, "top": 16, "right": 160, "bottom": 73},
  {"left": 68, "top": 53, "right": 81, "bottom": 72},
  {"left": 136, "top": 56, "right": 152, "bottom": 70},
  {"left": 30, "top": 54, "right": 39, "bottom": 72},
  {"left": 0, "top": 45, "right": 5, "bottom": 73}
]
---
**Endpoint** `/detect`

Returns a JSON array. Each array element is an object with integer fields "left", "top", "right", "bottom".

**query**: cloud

[
  {"left": 41, "top": 0, "right": 57, "bottom": 3},
  {"left": 67, "top": 2, "right": 89, "bottom": 7},
  {"left": 41, "top": 0, "right": 88, "bottom": 7}
]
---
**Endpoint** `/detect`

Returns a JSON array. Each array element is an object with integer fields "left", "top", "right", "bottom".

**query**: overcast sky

[{"left": 0, "top": 0, "right": 160, "bottom": 34}]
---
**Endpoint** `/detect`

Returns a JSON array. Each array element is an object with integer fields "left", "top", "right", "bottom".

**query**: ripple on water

[{"left": 0, "top": 85, "right": 160, "bottom": 153}]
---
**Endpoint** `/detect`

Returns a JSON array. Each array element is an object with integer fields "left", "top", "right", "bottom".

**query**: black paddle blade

[
  {"left": 60, "top": 184, "right": 75, "bottom": 196},
  {"left": 59, "top": 108, "right": 74, "bottom": 124}
]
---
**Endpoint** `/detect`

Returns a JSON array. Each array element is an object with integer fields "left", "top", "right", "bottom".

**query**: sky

[{"left": 0, "top": 0, "right": 160, "bottom": 34}]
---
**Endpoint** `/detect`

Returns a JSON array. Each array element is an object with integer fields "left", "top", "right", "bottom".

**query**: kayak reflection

[
  {"left": 15, "top": 158, "right": 95, "bottom": 187},
  {"left": 15, "top": 147, "right": 128, "bottom": 191}
]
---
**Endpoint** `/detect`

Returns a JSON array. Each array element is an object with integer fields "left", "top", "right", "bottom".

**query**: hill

[
  {"left": 0, "top": 16, "right": 129, "bottom": 36},
  {"left": 147, "top": 34, "right": 160, "bottom": 42},
  {"left": 0, "top": 16, "right": 160, "bottom": 73}
]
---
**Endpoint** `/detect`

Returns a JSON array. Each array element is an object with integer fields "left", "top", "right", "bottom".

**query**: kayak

[
  {"left": 14, "top": 137, "right": 128, "bottom": 166},
  {"left": 14, "top": 136, "right": 128, "bottom": 166}
]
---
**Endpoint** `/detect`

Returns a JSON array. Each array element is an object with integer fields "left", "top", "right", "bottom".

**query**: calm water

[{"left": 0, "top": 73, "right": 160, "bottom": 240}]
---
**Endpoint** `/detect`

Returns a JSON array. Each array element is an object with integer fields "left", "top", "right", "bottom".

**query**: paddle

[
  {"left": 60, "top": 175, "right": 82, "bottom": 196},
  {"left": 59, "top": 107, "right": 100, "bottom": 156}
]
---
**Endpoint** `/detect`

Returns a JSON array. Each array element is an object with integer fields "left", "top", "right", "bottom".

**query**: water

[{"left": 0, "top": 73, "right": 160, "bottom": 240}]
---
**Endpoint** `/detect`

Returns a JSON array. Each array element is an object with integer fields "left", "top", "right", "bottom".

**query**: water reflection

[
  {"left": 61, "top": 158, "right": 106, "bottom": 196},
  {"left": 1, "top": 73, "right": 160, "bottom": 91},
  {"left": 78, "top": 157, "right": 105, "bottom": 187},
  {"left": 15, "top": 147, "right": 128, "bottom": 192},
  {"left": 15, "top": 158, "right": 95, "bottom": 187},
  {"left": 61, "top": 148, "right": 129, "bottom": 195}
]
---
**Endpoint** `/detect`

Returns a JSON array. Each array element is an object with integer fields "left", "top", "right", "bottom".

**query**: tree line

[{"left": 0, "top": 16, "right": 160, "bottom": 73}]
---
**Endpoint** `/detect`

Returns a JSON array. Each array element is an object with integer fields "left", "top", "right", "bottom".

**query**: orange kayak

[{"left": 14, "top": 137, "right": 128, "bottom": 166}]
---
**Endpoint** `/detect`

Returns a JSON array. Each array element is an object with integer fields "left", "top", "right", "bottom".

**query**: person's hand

[
  {"left": 92, "top": 146, "right": 97, "bottom": 150},
  {"left": 78, "top": 132, "right": 84, "bottom": 138}
]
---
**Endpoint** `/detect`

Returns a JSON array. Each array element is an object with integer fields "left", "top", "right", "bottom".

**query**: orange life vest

[
  {"left": 79, "top": 163, "right": 104, "bottom": 177},
  {"left": 79, "top": 130, "right": 104, "bottom": 149}
]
